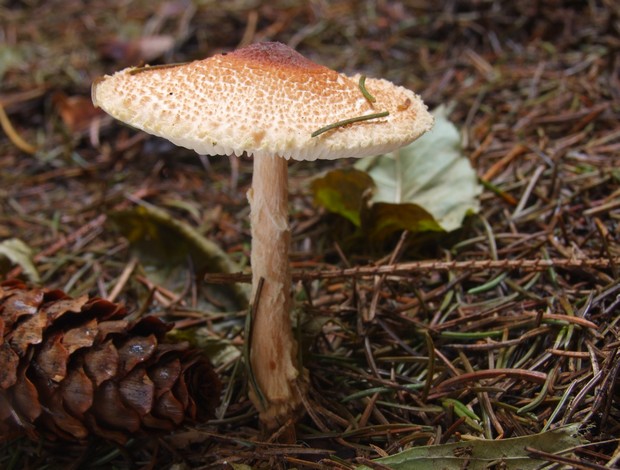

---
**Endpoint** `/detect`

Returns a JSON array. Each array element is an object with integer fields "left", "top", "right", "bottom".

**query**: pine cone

[{"left": 0, "top": 280, "right": 221, "bottom": 444}]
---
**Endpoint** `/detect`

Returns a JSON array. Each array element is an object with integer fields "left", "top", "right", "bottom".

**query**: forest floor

[{"left": 1, "top": 1, "right": 619, "bottom": 468}]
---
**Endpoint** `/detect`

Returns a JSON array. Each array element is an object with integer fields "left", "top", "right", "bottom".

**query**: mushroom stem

[{"left": 247, "top": 155, "right": 303, "bottom": 430}]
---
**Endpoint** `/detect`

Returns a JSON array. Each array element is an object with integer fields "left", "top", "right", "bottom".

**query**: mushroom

[{"left": 92, "top": 42, "right": 433, "bottom": 432}]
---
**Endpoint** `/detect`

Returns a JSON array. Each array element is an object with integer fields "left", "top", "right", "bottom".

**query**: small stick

[
  {"left": 107, "top": 256, "right": 139, "bottom": 302},
  {"left": 479, "top": 178, "right": 518, "bottom": 206},
  {"left": 525, "top": 447, "right": 609, "bottom": 470},
  {"left": 311, "top": 111, "right": 389, "bottom": 138},
  {"left": 512, "top": 164, "right": 545, "bottom": 219},
  {"left": 482, "top": 143, "right": 528, "bottom": 181},
  {"left": 245, "top": 277, "right": 266, "bottom": 409},
  {"left": 204, "top": 257, "right": 620, "bottom": 284},
  {"left": 367, "top": 230, "right": 409, "bottom": 322},
  {"left": 358, "top": 75, "right": 376, "bottom": 103},
  {"left": 433, "top": 368, "right": 548, "bottom": 392}
]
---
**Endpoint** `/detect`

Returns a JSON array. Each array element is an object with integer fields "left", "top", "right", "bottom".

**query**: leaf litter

[{"left": 1, "top": 1, "right": 619, "bottom": 468}]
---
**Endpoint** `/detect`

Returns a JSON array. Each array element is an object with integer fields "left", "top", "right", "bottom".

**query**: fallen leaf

[
  {"left": 362, "top": 202, "right": 442, "bottom": 242},
  {"left": 0, "top": 238, "right": 39, "bottom": 283},
  {"left": 52, "top": 92, "right": 104, "bottom": 133},
  {"left": 109, "top": 203, "right": 248, "bottom": 309},
  {"left": 311, "top": 168, "right": 374, "bottom": 227},
  {"left": 356, "top": 105, "right": 482, "bottom": 233},
  {"left": 355, "top": 424, "right": 584, "bottom": 470}
]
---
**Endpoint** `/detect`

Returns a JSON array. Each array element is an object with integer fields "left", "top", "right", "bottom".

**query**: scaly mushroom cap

[{"left": 92, "top": 42, "right": 433, "bottom": 160}]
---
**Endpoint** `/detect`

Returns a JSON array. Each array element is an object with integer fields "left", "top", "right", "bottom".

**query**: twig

[
  {"left": 482, "top": 144, "right": 528, "bottom": 181},
  {"left": 512, "top": 164, "right": 545, "bottom": 219},
  {"left": 432, "top": 368, "right": 548, "bottom": 393},
  {"left": 525, "top": 446, "right": 610, "bottom": 470},
  {"left": 204, "top": 257, "right": 620, "bottom": 284},
  {"left": 106, "top": 256, "right": 139, "bottom": 302},
  {"left": 367, "top": 230, "right": 409, "bottom": 322}
]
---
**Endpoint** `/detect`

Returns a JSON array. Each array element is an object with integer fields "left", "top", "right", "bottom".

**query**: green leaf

[
  {"left": 356, "top": 424, "right": 584, "bottom": 470},
  {"left": 311, "top": 168, "right": 374, "bottom": 227},
  {"left": 0, "top": 238, "right": 39, "bottom": 283},
  {"left": 356, "top": 105, "right": 482, "bottom": 233}
]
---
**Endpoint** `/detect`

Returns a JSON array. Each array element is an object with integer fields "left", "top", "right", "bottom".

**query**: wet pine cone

[{"left": 0, "top": 280, "right": 221, "bottom": 444}]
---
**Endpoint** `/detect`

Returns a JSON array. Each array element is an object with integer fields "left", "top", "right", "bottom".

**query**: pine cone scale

[
  {"left": 62, "top": 317, "right": 98, "bottom": 354},
  {"left": 10, "top": 311, "right": 46, "bottom": 354},
  {"left": 84, "top": 340, "right": 120, "bottom": 386},
  {"left": 13, "top": 370, "right": 41, "bottom": 422},
  {"left": 154, "top": 390, "right": 185, "bottom": 425},
  {"left": 35, "top": 334, "right": 69, "bottom": 382},
  {"left": 118, "top": 334, "right": 157, "bottom": 373},
  {"left": 1, "top": 287, "right": 44, "bottom": 329},
  {"left": 61, "top": 367, "right": 93, "bottom": 417},
  {"left": 47, "top": 391, "right": 89, "bottom": 440},
  {"left": 93, "top": 380, "right": 142, "bottom": 432},
  {"left": 119, "top": 367, "right": 154, "bottom": 416},
  {"left": 0, "top": 344, "right": 18, "bottom": 388}
]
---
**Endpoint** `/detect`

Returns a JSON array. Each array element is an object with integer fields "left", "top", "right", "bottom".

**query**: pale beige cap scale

[{"left": 92, "top": 42, "right": 432, "bottom": 161}]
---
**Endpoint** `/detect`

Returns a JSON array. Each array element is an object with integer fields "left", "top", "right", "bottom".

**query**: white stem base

[{"left": 247, "top": 155, "right": 303, "bottom": 430}]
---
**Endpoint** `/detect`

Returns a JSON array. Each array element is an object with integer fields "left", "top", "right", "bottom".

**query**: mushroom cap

[{"left": 92, "top": 42, "right": 433, "bottom": 161}]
